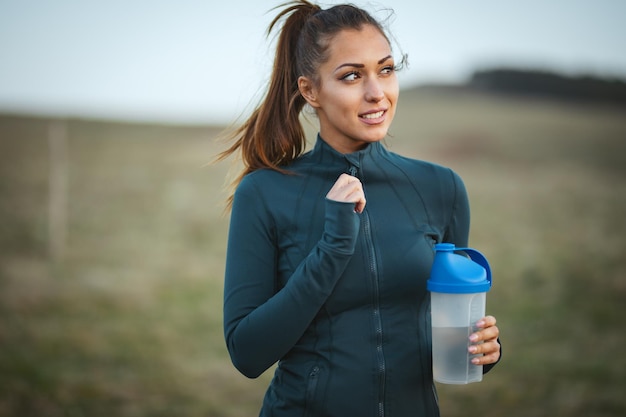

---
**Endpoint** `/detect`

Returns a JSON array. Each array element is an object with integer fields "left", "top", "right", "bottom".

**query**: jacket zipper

[
  {"left": 349, "top": 162, "right": 386, "bottom": 417},
  {"left": 304, "top": 365, "right": 320, "bottom": 417}
]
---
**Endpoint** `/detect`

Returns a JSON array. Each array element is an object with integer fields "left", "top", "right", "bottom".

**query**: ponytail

[{"left": 217, "top": 1, "right": 320, "bottom": 207}]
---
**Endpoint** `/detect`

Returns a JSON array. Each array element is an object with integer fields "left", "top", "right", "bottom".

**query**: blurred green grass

[{"left": 1, "top": 90, "right": 625, "bottom": 416}]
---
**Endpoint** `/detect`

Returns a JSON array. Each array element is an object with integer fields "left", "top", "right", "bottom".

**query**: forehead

[{"left": 324, "top": 25, "right": 392, "bottom": 67}]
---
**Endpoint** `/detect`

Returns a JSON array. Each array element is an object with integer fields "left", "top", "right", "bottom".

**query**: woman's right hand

[{"left": 326, "top": 173, "right": 366, "bottom": 213}]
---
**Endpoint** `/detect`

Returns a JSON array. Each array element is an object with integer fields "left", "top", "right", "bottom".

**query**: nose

[{"left": 364, "top": 78, "right": 384, "bottom": 103}]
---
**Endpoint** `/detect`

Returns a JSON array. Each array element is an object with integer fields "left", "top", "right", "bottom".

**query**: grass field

[{"left": 1, "top": 89, "right": 625, "bottom": 416}]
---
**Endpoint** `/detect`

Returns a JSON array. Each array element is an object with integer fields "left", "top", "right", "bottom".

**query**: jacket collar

[{"left": 312, "top": 134, "right": 382, "bottom": 170}]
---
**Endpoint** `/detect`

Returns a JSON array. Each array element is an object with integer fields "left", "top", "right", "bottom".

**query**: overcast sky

[{"left": 1, "top": 0, "right": 625, "bottom": 124}]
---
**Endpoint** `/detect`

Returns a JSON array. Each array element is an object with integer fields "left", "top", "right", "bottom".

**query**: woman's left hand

[{"left": 468, "top": 315, "right": 500, "bottom": 365}]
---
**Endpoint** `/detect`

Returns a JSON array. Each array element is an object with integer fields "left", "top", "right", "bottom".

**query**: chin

[{"left": 363, "top": 128, "right": 390, "bottom": 142}]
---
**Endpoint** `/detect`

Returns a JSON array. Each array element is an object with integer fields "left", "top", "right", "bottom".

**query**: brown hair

[{"left": 217, "top": 1, "right": 394, "bottom": 207}]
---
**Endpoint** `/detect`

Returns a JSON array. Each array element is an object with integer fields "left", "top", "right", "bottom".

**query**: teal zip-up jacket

[{"left": 224, "top": 136, "right": 476, "bottom": 417}]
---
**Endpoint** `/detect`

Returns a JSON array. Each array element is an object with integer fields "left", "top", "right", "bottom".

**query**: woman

[{"left": 220, "top": 1, "right": 501, "bottom": 416}]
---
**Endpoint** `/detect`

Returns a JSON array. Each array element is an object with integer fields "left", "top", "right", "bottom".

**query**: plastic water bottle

[{"left": 427, "top": 243, "right": 492, "bottom": 384}]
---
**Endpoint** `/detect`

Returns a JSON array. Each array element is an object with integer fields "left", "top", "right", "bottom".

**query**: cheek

[
  {"left": 387, "top": 83, "right": 400, "bottom": 104},
  {"left": 325, "top": 94, "right": 360, "bottom": 119},
  {"left": 385, "top": 89, "right": 399, "bottom": 116},
  {"left": 383, "top": 74, "right": 399, "bottom": 98}
]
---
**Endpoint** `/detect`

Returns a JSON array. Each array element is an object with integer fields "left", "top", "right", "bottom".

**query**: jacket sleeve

[
  {"left": 443, "top": 169, "right": 470, "bottom": 247},
  {"left": 223, "top": 175, "right": 360, "bottom": 378}
]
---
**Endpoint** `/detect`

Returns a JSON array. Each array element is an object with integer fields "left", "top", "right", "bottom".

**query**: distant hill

[{"left": 407, "top": 68, "right": 626, "bottom": 107}]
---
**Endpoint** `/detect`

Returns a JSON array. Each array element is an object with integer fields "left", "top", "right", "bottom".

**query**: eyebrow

[{"left": 334, "top": 55, "right": 393, "bottom": 72}]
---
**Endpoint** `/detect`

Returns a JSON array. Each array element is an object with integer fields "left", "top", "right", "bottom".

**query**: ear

[{"left": 298, "top": 76, "right": 320, "bottom": 108}]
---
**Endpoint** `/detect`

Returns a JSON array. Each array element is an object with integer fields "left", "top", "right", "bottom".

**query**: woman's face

[{"left": 299, "top": 24, "right": 399, "bottom": 154}]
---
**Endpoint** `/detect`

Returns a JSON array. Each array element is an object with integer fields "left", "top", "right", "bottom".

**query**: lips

[
  {"left": 361, "top": 110, "right": 384, "bottom": 119},
  {"left": 359, "top": 109, "right": 387, "bottom": 124}
]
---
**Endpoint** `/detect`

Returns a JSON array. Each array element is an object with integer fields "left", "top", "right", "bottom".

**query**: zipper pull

[{"left": 348, "top": 165, "right": 358, "bottom": 177}]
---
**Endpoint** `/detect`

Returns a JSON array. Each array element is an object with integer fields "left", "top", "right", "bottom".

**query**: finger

[
  {"left": 332, "top": 182, "right": 363, "bottom": 202},
  {"left": 335, "top": 173, "right": 355, "bottom": 182},
  {"left": 327, "top": 176, "right": 366, "bottom": 212},
  {"left": 354, "top": 195, "right": 366, "bottom": 213},
  {"left": 336, "top": 173, "right": 360, "bottom": 187},
  {"left": 474, "top": 315, "right": 497, "bottom": 329},
  {"left": 469, "top": 325, "right": 499, "bottom": 343},
  {"left": 468, "top": 339, "right": 500, "bottom": 355},
  {"left": 344, "top": 180, "right": 364, "bottom": 195},
  {"left": 344, "top": 188, "right": 366, "bottom": 213},
  {"left": 327, "top": 175, "right": 362, "bottom": 197},
  {"left": 471, "top": 349, "right": 501, "bottom": 365}
]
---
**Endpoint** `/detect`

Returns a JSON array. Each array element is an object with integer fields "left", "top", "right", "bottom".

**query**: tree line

[{"left": 468, "top": 68, "right": 626, "bottom": 106}]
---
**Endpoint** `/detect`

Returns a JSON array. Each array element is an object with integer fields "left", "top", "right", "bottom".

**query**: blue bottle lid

[{"left": 427, "top": 243, "right": 492, "bottom": 294}]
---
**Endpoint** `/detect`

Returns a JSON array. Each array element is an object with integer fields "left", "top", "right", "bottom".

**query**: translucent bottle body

[{"left": 431, "top": 292, "right": 485, "bottom": 384}]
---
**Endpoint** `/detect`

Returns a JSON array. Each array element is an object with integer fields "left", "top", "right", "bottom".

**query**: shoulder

[
  {"left": 383, "top": 148, "right": 465, "bottom": 190},
  {"left": 235, "top": 168, "right": 287, "bottom": 201},
  {"left": 234, "top": 166, "right": 307, "bottom": 212},
  {"left": 238, "top": 168, "right": 284, "bottom": 188},
  {"left": 236, "top": 148, "right": 319, "bottom": 194},
  {"left": 231, "top": 170, "right": 285, "bottom": 233}
]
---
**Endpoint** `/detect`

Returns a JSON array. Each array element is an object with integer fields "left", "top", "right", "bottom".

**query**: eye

[
  {"left": 381, "top": 65, "right": 395, "bottom": 75},
  {"left": 340, "top": 71, "right": 360, "bottom": 82}
]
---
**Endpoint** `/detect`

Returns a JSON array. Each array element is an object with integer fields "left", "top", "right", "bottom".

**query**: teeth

[{"left": 362, "top": 110, "right": 384, "bottom": 119}]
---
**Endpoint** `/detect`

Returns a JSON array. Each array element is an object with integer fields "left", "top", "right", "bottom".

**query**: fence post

[{"left": 48, "top": 119, "right": 68, "bottom": 262}]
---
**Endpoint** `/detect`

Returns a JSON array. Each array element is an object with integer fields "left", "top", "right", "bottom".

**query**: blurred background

[{"left": 1, "top": 1, "right": 625, "bottom": 416}]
